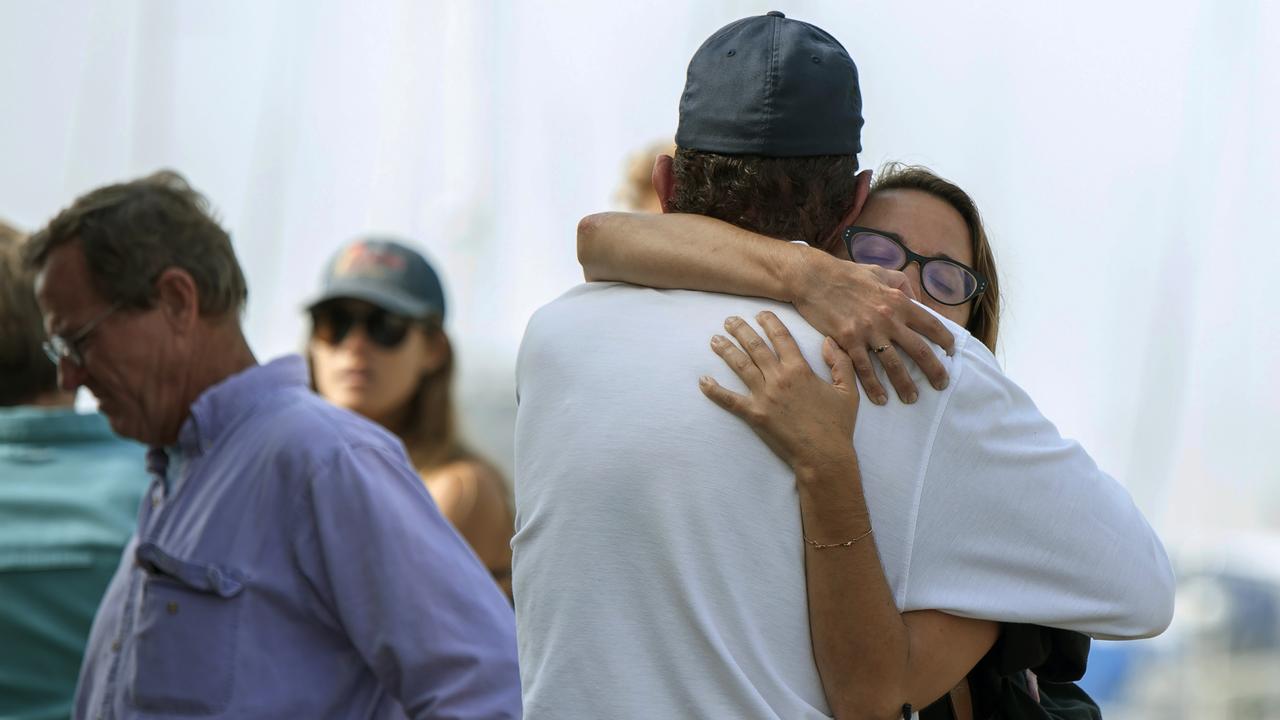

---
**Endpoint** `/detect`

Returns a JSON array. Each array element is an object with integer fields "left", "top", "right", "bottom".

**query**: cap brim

[{"left": 304, "top": 280, "right": 439, "bottom": 319}]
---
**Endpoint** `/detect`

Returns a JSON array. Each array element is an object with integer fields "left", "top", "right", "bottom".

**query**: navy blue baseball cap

[
  {"left": 306, "top": 237, "right": 446, "bottom": 320},
  {"left": 676, "top": 11, "right": 863, "bottom": 157}
]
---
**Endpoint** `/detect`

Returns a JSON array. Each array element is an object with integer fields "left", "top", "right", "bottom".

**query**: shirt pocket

[{"left": 127, "top": 541, "right": 247, "bottom": 715}]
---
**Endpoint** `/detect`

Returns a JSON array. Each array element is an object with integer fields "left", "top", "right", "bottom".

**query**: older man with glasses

[{"left": 23, "top": 171, "right": 521, "bottom": 720}]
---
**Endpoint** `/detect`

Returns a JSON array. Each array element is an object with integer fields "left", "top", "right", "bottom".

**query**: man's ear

[
  {"left": 837, "top": 169, "right": 873, "bottom": 228},
  {"left": 823, "top": 169, "right": 874, "bottom": 253},
  {"left": 153, "top": 267, "right": 201, "bottom": 333},
  {"left": 651, "top": 154, "right": 677, "bottom": 214}
]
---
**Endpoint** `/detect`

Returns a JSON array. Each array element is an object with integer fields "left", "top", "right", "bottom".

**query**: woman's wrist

[
  {"left": 795, "top": 447, "right": 873, "bottom": 546},
  {"left": 794, "top": 446, "right": 859, "bottom": 488}
]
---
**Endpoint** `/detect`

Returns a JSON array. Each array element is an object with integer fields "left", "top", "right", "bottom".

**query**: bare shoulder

[
  {"left": 422, "top": 458, "right": 503, "bottom": 490},
  {"left": 421, "top": 458, "right": 509, "bottom": 523}
]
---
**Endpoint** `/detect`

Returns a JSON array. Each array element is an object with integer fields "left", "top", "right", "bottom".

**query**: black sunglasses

[
  {"left": 842, "top": 226, "right": 988, "bottom": 306},
  {"left": 309, "top": 304, "right": 416, "bottom": 349}
]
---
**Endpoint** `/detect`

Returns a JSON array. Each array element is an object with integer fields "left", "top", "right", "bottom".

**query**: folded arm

[{"left": 579, "top": 211, "right": 956, "bottom": 404}]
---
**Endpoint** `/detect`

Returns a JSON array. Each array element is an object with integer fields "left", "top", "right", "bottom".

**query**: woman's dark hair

[{"left": 390, "top": 316, "right": 472, "bottom": 471}]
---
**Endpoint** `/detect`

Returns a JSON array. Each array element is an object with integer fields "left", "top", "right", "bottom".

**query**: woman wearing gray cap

[{"left": 306, "top": 237, "right": 513, "bottom": 598}]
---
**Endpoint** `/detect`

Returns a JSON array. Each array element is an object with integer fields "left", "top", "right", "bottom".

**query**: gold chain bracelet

[{"left": 804, "top": 527, "right": 874, "bottom": 549}]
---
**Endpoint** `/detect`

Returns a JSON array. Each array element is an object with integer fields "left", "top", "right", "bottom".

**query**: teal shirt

[{"left": 0, "top": 406, "right": 146, "bottom": 720}]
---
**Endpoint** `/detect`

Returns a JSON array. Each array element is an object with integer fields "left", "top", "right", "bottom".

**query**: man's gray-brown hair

[{"left": 23, "top": 170, "right": 247, "bottom": 318}]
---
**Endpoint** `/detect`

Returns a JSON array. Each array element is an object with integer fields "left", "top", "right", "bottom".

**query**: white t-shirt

[{"left": 513, "top": 283, "right": 1173, "bottom": 720}]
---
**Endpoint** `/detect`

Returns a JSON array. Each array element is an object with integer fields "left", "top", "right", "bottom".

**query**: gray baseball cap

[
  {"left": 305, "top": 237, "right": 446, "bottom": 320},
  {"left": 676, "top": 11, "right": 863, "bottom": 157}
]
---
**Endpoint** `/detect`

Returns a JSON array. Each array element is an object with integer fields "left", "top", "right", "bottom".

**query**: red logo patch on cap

[{"left": 333, "top": 242, "right": 407, "bottom": 279}]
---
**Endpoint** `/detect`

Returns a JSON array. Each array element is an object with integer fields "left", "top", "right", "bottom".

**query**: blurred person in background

[
  {"left": 306, "top": 237, "right": 514, "bottom": 598},
  {"left": 580, "top": 164, "right": 1105, "bottom": 718},
  {"left": 617, "top": 139, "right": 676, "bottom": 213},
  {"left": 0, "top": 221, "right": 145, "bottom": 720},
  {"left": 514, "top": 12, "right": 1171, "bottom": 720},
  {"left": 24, "top": 172, "right": 520, "bottom": 720}
]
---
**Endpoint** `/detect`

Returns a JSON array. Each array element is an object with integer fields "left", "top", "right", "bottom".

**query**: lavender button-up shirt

[{"left": 75, "top": 355, "right": 520, "bottom": 719}]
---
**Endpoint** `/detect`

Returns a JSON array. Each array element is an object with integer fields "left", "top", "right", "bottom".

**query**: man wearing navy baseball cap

[
  {"left": 666, "top": 10, "right": 867, "bottom": 252},
  {"left": 514, "top": 12, "right": 1172, "bottom": 719}
]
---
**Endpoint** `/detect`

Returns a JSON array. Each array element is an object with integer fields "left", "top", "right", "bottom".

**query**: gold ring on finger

[{"left": 872, "top": 344, "right": 890, "bottom": 354}]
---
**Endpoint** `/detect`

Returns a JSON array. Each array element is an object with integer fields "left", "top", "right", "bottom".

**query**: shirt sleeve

[
  {"left": 293, "top": 443, "right": 521, "bottom": 719},
  {"left": 901, "top": 338, "right": 1175, "bottom": 640}
]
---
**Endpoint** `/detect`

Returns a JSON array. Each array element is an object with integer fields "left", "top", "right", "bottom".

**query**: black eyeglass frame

[{"left": 842, "top": 226, "right": 989, "bottom": 306}]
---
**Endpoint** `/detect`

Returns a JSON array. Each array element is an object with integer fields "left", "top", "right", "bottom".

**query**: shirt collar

[{"left": 177, "top": 354, "right": 309, "bottom": 457}]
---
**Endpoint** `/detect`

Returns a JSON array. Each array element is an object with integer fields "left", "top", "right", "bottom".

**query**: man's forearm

[{"left": 577, "top": 212, "right": 809, "bottom": 300}]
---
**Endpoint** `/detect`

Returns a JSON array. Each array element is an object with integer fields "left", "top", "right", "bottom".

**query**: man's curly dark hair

[{"left": 668, "top": 148, "right": 861, "bottom": 252}]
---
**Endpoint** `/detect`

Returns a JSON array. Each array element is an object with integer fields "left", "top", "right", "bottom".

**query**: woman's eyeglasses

[
  {"left": 842, "top": 226, "right": 988, "bottom": 307},
  {"left": 310, "top": 304, "right": 415, "bottom": 349}
]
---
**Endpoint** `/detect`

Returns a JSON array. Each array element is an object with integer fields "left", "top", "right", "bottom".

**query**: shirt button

[
  {"left": 111, "top": 639, "right": 121, "bottom": 652},
  {"left": 166, "top": 601, "right": 179, "bottom": 615},
  {"left": 151, "top": 495, "right": 161, "bottom": 508}
]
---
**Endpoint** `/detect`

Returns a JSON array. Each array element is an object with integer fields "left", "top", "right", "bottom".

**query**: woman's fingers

[
  {"left": 848, "top": 346, "right": 889, "bottom": 406},
  {"left": 723, "top": 316, "right": 778, "bottom": 373},
  {"left": 823, "top": 338, "right": 859, "bottom": 408},
  {"left": 714, "top": 310, "right": 936, "bottom": 405},
  {"left": 698, "top": 375, "right": 752, "bottom": 420},
  {"left": 755, "top": 311, "right": 805, "bottom": 365},
  {"left": 710, "top": 334, "right": 764, "bottom": 392},
  {"left": 892, "top": 330, "right": 948, "bottom": 392},
  {"left": 874, "top": 342, "right": 919, "bottom": 404}
]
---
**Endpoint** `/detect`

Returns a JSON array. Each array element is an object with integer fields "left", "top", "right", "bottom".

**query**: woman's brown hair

[
  {"left": 0, "top": 222, "right": 60, "bottom": 406},
  {"left": 871, "top": 163, "right": 1001, "bottom": 352},
  {"left": 395, "top": 317, "right": 475, "bottom": 471}
]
